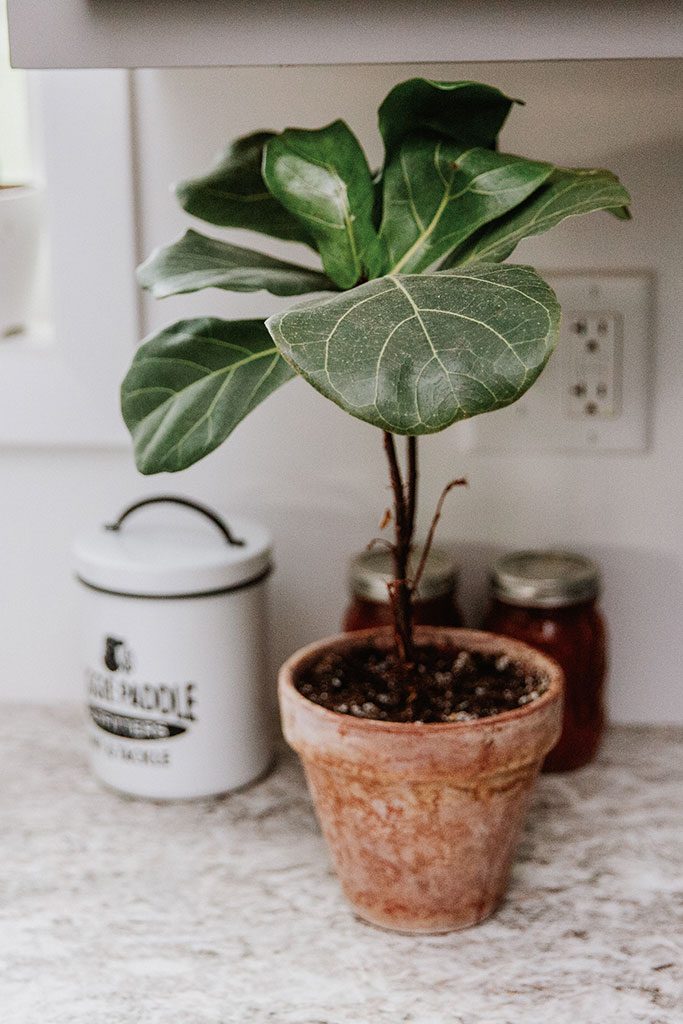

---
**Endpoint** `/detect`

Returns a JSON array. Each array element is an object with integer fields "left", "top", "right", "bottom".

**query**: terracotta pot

[{"left": 279, "top": 627, "right": 563, "bottom": 934}]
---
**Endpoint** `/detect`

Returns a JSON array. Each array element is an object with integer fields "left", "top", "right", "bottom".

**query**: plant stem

[
  {"left": 412, "top": 476, "right": 467, "bottom": 594},
  {"left": 383, "top": 431, "right": 415, "bottom": 665},
  {"left": 406, "top": 435, "right": 418, "bottom": 540},
  {"left": 382, "top": 432, "right": 464, "bottom": 670}
]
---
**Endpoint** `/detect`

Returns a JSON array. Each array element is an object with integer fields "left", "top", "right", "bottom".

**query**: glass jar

[
  {"left": 342, "top": 546, "right": 463, "bottom": 632},
  {"left": 483, "top": 550, "right": 606, "bottom": 772}
]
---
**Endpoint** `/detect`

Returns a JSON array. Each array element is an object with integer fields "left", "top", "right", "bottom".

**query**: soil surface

[{"left": 296, "top": 644, "right": 548, "bottom": 724}]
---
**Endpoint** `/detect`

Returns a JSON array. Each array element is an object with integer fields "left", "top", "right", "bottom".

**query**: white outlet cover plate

[{"left": 465, "top": 271, "right": 651, "bottom": 454}]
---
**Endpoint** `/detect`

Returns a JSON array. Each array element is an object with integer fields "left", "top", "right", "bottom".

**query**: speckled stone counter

[{"left": 0, "top": 707, "right": 681, "bottom": 1024}]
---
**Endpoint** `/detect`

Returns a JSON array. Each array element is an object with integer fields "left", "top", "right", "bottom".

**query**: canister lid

[
  {"left": 349, "top": 546, "right": 458, "bottom": 603},
  {"left": 74, "top": 496, "right": 272, "bottom": 598},
  {"left": 490, "top": 550, "right": 600, "bottom": 608}
]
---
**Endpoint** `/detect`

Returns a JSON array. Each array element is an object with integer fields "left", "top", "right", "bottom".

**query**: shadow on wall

[{"left": 241, "top": 497, "right": 375, "bottom": 670}]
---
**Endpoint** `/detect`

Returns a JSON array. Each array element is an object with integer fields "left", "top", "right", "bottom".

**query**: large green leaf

[
  {"left": 443, "top": 167, "right": 632, "bottom": 267},
  {"left": 378, "top": 79, "right": 519, "bottom": 160},
  {"left": 380, "top": 137, "right": 553, "bottom": 274},
  {"left": 137, "top": 230, "right": 336, "bottom": 299},
  {"left": 263, "top": 121, "right": 384, "bottom": 289},
  {"left": 266, "top": 264, "right": 560, "bottom": 435},
  {"left": 176, "top": 131, "right": 312, "bottom": 245},
  {"left": 121, "top": 318, "right": 295, "bottom": 474}
]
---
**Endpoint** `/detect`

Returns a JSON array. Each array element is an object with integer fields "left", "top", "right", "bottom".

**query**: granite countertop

[{"left": 0, "top": 707, "right": 681, "bottom": 1024}]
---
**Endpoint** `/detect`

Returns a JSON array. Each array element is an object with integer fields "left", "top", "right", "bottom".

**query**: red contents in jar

[
  {"left": 484, "top": 595, "right": 607, "bottom": 772},
  {"left": 343, "top": 591, "right": 463, "bottom": 632},
  {"left": 343, "top": 545, "right": 463, "bottom": 634}
]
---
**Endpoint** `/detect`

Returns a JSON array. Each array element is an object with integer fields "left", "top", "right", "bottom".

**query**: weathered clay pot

[{"left": 279, "top": 627, "right": 563, "bottom": 934}]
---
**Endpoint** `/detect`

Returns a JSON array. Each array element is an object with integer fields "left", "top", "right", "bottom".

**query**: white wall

[
  {"left": 0, "top": 0, "right": 32, "bottom": 183},
  {"left": 0, "top": 59, "right": 681, "bottom": 724}
]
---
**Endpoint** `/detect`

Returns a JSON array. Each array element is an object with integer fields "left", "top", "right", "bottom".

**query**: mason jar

[
  {"left": 73, "top": 496, "right": 274, "bottom": 799},
  {"left": 342, "top": 546, "right": 463, "bottom": 632},
  {"left": 483, "top": 550, "right": 607, "bottom": 772}
]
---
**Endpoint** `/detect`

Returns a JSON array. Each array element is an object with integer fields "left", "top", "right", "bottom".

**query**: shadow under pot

[
  {"left": 279, "top": 626, "right": 563, "bottom": 934},
  {"left": 483, "top": 550, "right": 607, "bottom": 773}
]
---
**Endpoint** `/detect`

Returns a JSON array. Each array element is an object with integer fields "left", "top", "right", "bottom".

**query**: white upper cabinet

[{"left": 8, "top": 0, "right": 683, "bottom": 68}]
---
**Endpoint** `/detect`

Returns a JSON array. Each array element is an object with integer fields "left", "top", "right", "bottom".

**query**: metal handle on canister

[{"left": 105, "top": 495, "right": 245, "bottom": 547}]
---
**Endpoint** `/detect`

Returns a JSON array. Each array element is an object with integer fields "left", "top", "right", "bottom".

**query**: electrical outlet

[
  {"left": 564, "top": 310, "right": 621, "bottom": 420},
  {"left": 465, "top": 272, "right": 650, "bottom": 453}
]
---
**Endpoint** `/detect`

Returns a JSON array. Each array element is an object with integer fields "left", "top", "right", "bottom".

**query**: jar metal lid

[
  {"left": 349, "top": 546, "right": 458, "bottom": 604},
  {"left": 74, "top": 497, "right": 272, "bottom": 598},
  {"left": 490, "top": 550, "right": 600, "bottom": 608}
]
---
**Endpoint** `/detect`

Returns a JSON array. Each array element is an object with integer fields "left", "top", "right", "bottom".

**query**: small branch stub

[{"left": 412, "top": 477, "right": 468, "bottom": 595}]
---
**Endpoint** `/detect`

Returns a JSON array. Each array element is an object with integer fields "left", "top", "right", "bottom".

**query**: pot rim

[{"left": 279, "top": 625, "right": 563, "bottom": 735}]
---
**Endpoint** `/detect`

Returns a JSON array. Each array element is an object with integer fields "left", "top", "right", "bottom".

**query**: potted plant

[{"left": 121, "top": 78, "right": 630, "bottom": 932}]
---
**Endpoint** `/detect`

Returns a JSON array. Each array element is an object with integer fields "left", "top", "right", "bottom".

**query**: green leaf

[
  {"left": 380, "top": 137, "right": 553, "bottom": 274},
  {"left": 137, "top": 230, "right": 336, "bottom": 299},
  {"left": 176, "top": 131, "right": 312, "bottom": 245},
  {"left": 378, "top": 79, "right": 519, "bottom": 160},
  {"left": 267, "top": 264, "right": 560, "bottom": 435},
  {"left": 443, "top": 167, "right": 632, "bottom": 266},
  {"left": 263, "top": 121, "right": 384, "bottom": 289},
  {"left": 121, "top": 318, "right": 295, "bottom": 474}
]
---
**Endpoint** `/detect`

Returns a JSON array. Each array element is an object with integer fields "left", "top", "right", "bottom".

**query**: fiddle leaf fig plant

[
  {"left": 266, "top": 264, "right": 560, "bottom": 435},
  {"left": 124, "top": 318, "right": 294, "bottom": 475},
  {"left": 175, "top": 130, "right": 314, "bottom": 245},
  {"left": 378, "top": 140, "right": 553, "bottom": 274},
  {"left": 262, "top": 120, "right": 385, "bottom": 287},
  {"left": 122, "top": 77, "right": 630, "bottom": 664},
  {"left": 137, "top": 229, "right": 336, "bottom": 298}
]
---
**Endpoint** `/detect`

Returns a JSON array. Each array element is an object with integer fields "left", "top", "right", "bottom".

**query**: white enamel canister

[{"left": 73, "top": 496, "right": 274, "bottom": 800}]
